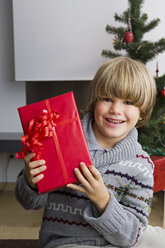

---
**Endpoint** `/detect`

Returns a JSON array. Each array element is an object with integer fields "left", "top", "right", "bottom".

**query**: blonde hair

[{"left": 86, "top": 57, "right": 157, "bottom": 127}]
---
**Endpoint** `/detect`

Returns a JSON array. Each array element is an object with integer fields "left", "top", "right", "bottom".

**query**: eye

[
  {"left": 102, "top": 97, "right": 112, "bottom": 103},
  {"left": 124, "top": 100, "right": 134, "bottom": 105}
]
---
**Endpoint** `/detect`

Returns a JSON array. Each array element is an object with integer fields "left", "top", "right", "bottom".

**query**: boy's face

[{"left": 92, "top": 96, "right": 141, "bottom": 149}]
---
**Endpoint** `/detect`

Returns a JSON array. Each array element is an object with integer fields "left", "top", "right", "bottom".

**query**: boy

[{"left": 15, "top": 57, "right": 165, "bottom": 247}]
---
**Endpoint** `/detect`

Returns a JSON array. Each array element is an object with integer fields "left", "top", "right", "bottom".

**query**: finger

[
  {"left": 79, "top": 162, "right": 96, "bottom": 183},
  {"left": 29, "top": 165, "right": 47, "bottom": 176},
  {"left": 67, "top": 183, "right": 86, "bottom": 194},
  {"left": 24, "top": 152, "right": 36, "bottom": 164},
  {"left": 28, "top": 159, "right": 46, "bottom": 169},
  {"left": 88, "top": 165, "right": 102, "bottom": 180},
  {"left": 31, "top": 173, "right": 44, "bottom": 185},
  {"left": 74, "top": 167, "right": 91, "bottom": 189}
]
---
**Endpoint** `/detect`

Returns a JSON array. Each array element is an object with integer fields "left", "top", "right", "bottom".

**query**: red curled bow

[{"left": 16, "top": 109, "right": 61, "bottom": 159}]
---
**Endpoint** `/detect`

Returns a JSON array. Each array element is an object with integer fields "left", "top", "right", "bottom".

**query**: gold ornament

[{"left": 113, "top": 36, "right": 120, "bottom": 46}]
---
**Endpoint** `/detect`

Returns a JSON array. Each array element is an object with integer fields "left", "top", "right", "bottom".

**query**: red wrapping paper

[
  {"left": 151, "top": 155, "right": 165, "bottom": 193},
  {"left": 17, "top": 92, "right": 93, "bottom": 193}
]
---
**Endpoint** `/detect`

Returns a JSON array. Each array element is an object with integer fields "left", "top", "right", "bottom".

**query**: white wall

[
  {"left": 13, "top": 0, "right": 123, "bottom": 81},
  {"left": 0, "top": 0, "right": 25, "bottom": 183},
  {"left": 143, "top": 0, "right": 165, "bottom": 76},
  {"left": 0, "top": 0, "right": 25, "bottom": 133},
  {"left": 13, "top": 0, "right": 165, "bottom": 81}
]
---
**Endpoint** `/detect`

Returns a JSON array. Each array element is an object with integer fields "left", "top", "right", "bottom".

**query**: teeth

[{"left": 107, "top": 119, "right": 124, "bottom": 124}]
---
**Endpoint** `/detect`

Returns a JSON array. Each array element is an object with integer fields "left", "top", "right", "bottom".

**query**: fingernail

[
  {"left": 39, "top": 174, "right": 44, "bottom": 179},
  {"left": 80, "top": 162, "right": 85, "bottom": 166},
  {"left": 43, "top": 165, "right": 47, "bottom": 170}
]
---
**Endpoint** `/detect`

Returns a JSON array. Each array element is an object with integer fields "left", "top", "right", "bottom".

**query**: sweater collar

[{"left": 82, "top": 113, "right": 139, "bottom": 165}]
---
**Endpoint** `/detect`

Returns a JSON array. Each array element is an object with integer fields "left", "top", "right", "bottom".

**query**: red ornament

[
  {"left": 123, "top": 31, "right": 134, "bottom": 43},
  {"left": 161, "top": 88, "right": 165, "bottom": 98}
]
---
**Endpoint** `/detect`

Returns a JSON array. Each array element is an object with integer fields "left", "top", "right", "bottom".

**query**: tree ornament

[
  {"left": 113, "top": 35, "right": 120, "bottom": 46},
  {"left": 123, "top": 31, "right": 134, "bottom": 43},
  {"left": 156, "top": 60, "right": 159, "bottom": 77},
  {"left": 123, "top": 15, "right": 134, "bottom": 43},
  {"left": 161, "top": 87, "right": 165, "bottom": 98},
  {"left": 136, "top": 45, "right": 142, "bottom": 53}
]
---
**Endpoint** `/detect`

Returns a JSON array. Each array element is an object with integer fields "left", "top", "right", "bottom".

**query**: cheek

[
  {"left": 128, "top": 108, "right": 140, "bottom": 122},
  {"left": 94, "top": 103, "right": 105, "bottom": 117},
  {"left": 94, "top": 109, "right": 101, "bottom": 122}
]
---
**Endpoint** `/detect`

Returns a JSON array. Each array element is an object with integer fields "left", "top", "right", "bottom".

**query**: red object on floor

[
  {"left": 17, "top": 92, "right": 93, "bottom": 194},
  {"left": 151, "top": 155, "right": 165, "bottom": 193}
]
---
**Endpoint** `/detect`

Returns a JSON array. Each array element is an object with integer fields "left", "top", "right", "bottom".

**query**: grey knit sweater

[{"left": 15, "top": 113, "right": 154, "bottom": 248}]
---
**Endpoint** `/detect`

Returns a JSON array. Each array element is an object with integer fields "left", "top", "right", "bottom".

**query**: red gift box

[
  {"left": 17, "top": 92, "right": 93, "bottom": 194},
  {"left": 151, "top": 155, "right": 165, "bottom": 193}
]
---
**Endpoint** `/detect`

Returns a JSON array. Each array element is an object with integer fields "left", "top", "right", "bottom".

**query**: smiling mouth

[{"left": 105, "top": 118, "right": 126, "bottom": 124}]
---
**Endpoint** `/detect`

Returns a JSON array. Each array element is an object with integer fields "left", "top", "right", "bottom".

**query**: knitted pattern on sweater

[{"left": 15, "top": 113, "right": 154, "bottom": 248}]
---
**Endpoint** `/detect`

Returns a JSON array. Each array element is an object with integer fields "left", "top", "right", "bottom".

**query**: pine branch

[
  {"left": 140, "top": 13, "right": 148, "bottom": 23},
  {"left": 129, "top": 0, "right": 144, "bottom": 19},
  {"left": 155, "top": 74, "right": 165, "bottom": 91},
  {"left": 105, "top": 25, "right": 125, "bottom": 37},
  {"left": 114, "top": 13, "right": 126, "bottom": 23},
  {"left": 102, "top": 50, "right": 122, "bottom": 59},
  {"left": 142, "top": 18, "right": 160, "bottom": 33},
  {"left": 126, "top": 39, "right": 165, "bottom": 63},
  {"left": 154, "top": 38, "right": 165, "bottom": 52},
  {"left": 114, "top": 41, "right": 128, "bottom": 51}
]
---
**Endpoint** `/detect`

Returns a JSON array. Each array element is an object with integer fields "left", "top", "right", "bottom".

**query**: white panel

[
  {"left": 12, "top": 0, "right": 165, "bottom": 81},
  {"left": 0, "top": 0, "right": 25, "bottom": 133},
  {"left": 12, "top": 0, "right": 128, "bottom": 81},
  {"left": 142, "top": 0, "right": 165, "bottom": 77}
]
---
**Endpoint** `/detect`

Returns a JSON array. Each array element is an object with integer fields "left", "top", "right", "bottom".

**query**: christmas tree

[{"left": 102, "top": 0, "right": 165, "bottom": 155}]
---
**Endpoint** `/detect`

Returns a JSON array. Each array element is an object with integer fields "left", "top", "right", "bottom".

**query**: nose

[{"left": 109, "top": 102, "right": 122, "bottom": 115}]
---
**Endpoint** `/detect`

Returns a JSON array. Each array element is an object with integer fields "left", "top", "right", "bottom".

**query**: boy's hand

[
  {"left": 67, "top": 162, "right": 110, "bottom": 214},
  {"left": 24, "top": 153, "right": 46, "bottom": 189}
]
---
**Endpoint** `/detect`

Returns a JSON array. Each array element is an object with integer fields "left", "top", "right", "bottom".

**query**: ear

[{"left": 138, "top": 112, "right": 143, "bottom": 121}]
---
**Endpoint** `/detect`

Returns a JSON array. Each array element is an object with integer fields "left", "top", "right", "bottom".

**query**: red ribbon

[{"left": 16, "top": 109, "right": 61, "bottom": 159}]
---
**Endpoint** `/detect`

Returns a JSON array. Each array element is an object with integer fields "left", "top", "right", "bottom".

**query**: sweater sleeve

[
  {"left": 15, "top": 170, "right": 48, "bottom": 210},
  {"left": 83, "top": 158, "right": 154, "bottom": 247}
]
